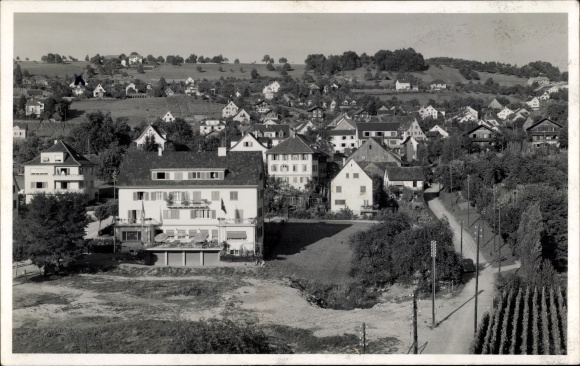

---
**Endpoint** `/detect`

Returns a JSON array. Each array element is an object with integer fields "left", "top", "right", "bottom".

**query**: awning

[
  {"left": 226, "top": 231, "right": 247, "bottom": 240},
  {"left": 165, "top": 230, "right": 175, "bottom": 236},
  {"left": 177, "top": 230, "right": 186, "bottom": 236},
  {"left": 154, "top": 233, "right": 168, "bottom": 242},
  {"left": 188, "top": 229, "right": 197, "bottom": 236}
]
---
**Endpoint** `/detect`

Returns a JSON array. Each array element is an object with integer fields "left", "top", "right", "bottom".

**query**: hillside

[{"left": 16, "top": 61, "right": 89, "bottom": 78}]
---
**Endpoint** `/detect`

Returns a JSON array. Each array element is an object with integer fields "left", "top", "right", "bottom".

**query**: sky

[{"left": 14, "top": 13, "right": 568, "bottom": 70}]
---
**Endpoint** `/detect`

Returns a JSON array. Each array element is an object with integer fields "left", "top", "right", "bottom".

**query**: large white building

[
  {"left": 330, "top": 159, "right": 374, "bottom": 216},
  {"left": 114, "top": 149, "right": 265, "bottom": 264},
  {"left": 22, "top": 141, "right": 97, "bottom": 204}
]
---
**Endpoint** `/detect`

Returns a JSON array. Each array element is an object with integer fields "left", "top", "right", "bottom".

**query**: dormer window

[
  {"left": 42, "top": 155, "right": 49, "bottom": 162},
  {"left": 155, "top": 172, "right": 167, "bottom": 180}
]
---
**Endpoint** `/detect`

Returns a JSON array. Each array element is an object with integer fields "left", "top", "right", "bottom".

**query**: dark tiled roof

[
  {"left": 525, "top": 117, "right": 562, "bottom": 131},
  {"left": 466, "top": 125, "right": 494, "bottom": 135},
  {"left": 72, "top": 75, "right": 86, "bottom": 86},
  {"left": 386, "top": 167, "right": 425, "bottom": 181},
  {"left": 266, "top": 135, "right": 319, "bottom": 155},
  {"left": 328, "top": 129, "right": 355, "bottom": 136},
  {"left": 307, "top": 106, "right": 325, "bottom": 112},
  {"left": 117, "top": 151, "right": 263, "bottom": 187},
  {"left": 430, "top": 79, "right": 446, "bottom": 84},
  {"left": 247, "top": 124, "right": 290, "bottom": 135},
  {"left": 23, "top": 141, "right": 95, "bottom": 166}
]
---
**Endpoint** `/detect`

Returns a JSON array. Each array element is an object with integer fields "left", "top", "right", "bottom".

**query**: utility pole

[
  {"left": 449, "top": 164, "right": 452, "bottom": 194},
  {"left": 460, "top": 220, "right": 463, "bottom": 255},
  {"left": 431, "top": 240, "right": 437, "bottom": 328},
  {"left": 360, "top": 322, "right": 366, "bottom": 354},
  {"left": 474, "top": 226, "right": 480, "bottom": 335},
  {"left": 498, "top": 201, "right": 502, "bottom": 275},
  {"left": 467, "top": 175, "right": 470, "bottom": 227},
  {"left": 493, "top": 187, "right": 496, "bottom": 253},
  {"left": 112, "top": 170, "right": 117, "bottom": 253},
  {"left": 413, "top": 292, "right": 418, "bottom": 354}
]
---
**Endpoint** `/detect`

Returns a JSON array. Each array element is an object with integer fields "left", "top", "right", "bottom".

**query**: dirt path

[{"left": 420, "top": 185, "right": 521, "bottom": 353}]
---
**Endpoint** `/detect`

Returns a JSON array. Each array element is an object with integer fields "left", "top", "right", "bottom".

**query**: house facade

[
  {"left": 246, "top": 124, "right": 289, "bottom": 147},
  {"left": 222, "top": 101, "right": 239, "bottom": 118},
  {"left": 348, "top": 138, "right": 402, "bottom": 166},
  {"left": 134, "top": 124, "right": 168, "bottom": 150},
  {"left": 526, "top": 97, "right": 540, "bottom": 111},
  {"left": 497, "top": 107, "right": 514, "bottom": 120},
  {"left": 13, "top": 124, "right": 28, "bottom": 139},
  {"left": 525, "top": 118, "right": 562, "bottom": 148},
  {"left": 488, "top": 99, "right": 504, "bottom": 110},
  {"left": 162, "top": 111, "right": 176, "bottom": 123},
  {"left": 114, "top": 149, "right": 264, "bottom": 263},
  {"left": 401, "top": 118, "right": 427, "bottom": 140},
  {"left": 229, "top": 133, "right": 269, "bottom": 161},
  {"left": 23, "top": 141, "right": 97, "bottom": 204},
  {"left": 396, "top": 79, "right": 411, "bottom": 90},
  {"left": 430, "top": 80, "right": 447, "bottom": 90},
  {"left": 232, "top": 109, "right": 251, "bottom": 124},
  {"left": 93, "top": 84, "right": 106, "bottom": 98},
  {"left": 428, "top": 125, "right": 449, "bottom": 139},
  {"left": 265, "top": 135, "right": 328, "bottom": 190},
  {"left": 356, "top": 122, "right": 401, "bottom": 148},
  {"left": 467, "top": 125, "right": 495, "bottom": 147},
  {"left": 527, "top": 76, "right": 550, "bottom": 86},
  {"left": 25, "top": 100, "right": 44, "bottom": 117},
  {"left": 384, "top": 167, "right": 425, "bottom": 191},
  {"left": 418, "top": 105, "right": 443, "bottom": 120},
  {"left": 262, "top": 86, "right": 275, "bottom": 100},
  {"left": 307, "top": 106, "right": 325, "bottom": 122},
  {"left": 329, "top": 129, "right": 357, "bottom": 153},
  {"left": 200, "top": 119, "right": 226, "bottom": 135},
  {"left": 330, "top": 159, "right": 374, "bottom": 216}
]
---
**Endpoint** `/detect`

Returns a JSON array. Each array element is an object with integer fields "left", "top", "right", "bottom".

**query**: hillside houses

[
  {"left": 246, "top": 124, "right": 290, "bottom": 147},
  {"left": 229, "top": 133, "right": 270, "bottom": 161},
  {"left": 222, "top": 101, "right": 239, "bottom": 118},
  {"left": 329, "top": 129, "right": 357, "bottom": 153},
  {"left": 13, "top": 124, "right": 28, "bottom": 139},
  {"left": 25, "top": 100, "right": 44, "bottom": 118},
  {"left": 455, "top": 106, "right": 478, "bottom": 123},
  {"left": 497, "top": 106, "right": 514, "bottom": 120},
  {"left": 430, "top": 80, "right": 447, "bottom": 90},
  {"left": 134, "top": 124, "right": 168, "bottom": 150},
  {"left": 539, "top": 92, "right": 550, "bottom": 101},
  {"left": 395, "top": 79, "right": 412, "bottom": 91},
  {"left": 330, "top": 159, "right": 375, "bottom": 216},
  {"left": 384, "top": 166, "right": 425, "bottom": 191},
  {"left": 200, "top": 119, "right": 226, "bottom": 135},
  {"left": 488, "top": 98, "right": 504, "bottom": 110},
  {"left": 349, "top": 138, "right": 402, "bottom": 166},
  {"left": 525, "top": 117, "right": 562, "bottom": 148},
  {"left": 93, "top": 84, "right": 106, "bottom": 98},
  {"left": 428, "top": 125, "right": 450, "bottom": 139},
  {"left": 307, "top": 106, "right": 325, "bottom": 123},
  {"left": 162, "top": 111, "right": 176, "bottom": 123},
  {"left": 526, "top": 97, "right": 540, "bottom": 111},
  {"left": 418, "top": 105, "right": 445, "bottom": 120},
  {"left": 232, "top": 109, "right": 251, "bottom": 124},
  {"left": 356, "top": 121, "right": 401, "bottom": 148},
  {"left": 527, "top": 76, "right": 550, "bottom": 86},
  {"left": 467, "top": 125, "right": 496, "bottom": 147}
]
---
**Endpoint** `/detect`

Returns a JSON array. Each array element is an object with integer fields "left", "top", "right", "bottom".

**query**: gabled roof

[
  {"left": 266, "top": 135, "right": 321, "bottom": 155},
  {"left": 23, "top": 141, "right": 95, "bottom": 166},
  {"left": 117, "top": 151, "right": 263, "bottom": 187},
  {"left": 430, "top": 79, "right": 446, "bottom": 84},
  {"left": 135, "top": 124, "right": 168, "bottom": 142},
  {"left": 72, "top": 75, "right": 86, "bottom": 86},
  {"left": 397, "top": 79, "right": 411, "bottom": 83},
  {"left": 386, "top": 167, "right": 425, "bottom": 181},
  {"left": 525, "top": 117, "right": 562, "bottom": 131},
  {"left": 466, "top": 124, "right": 494, "bottom": 135},
  {"left": 522, "top": 117, "right": 535, "bottom": 130},
  {"left": 307, "top": 105, "right": 325, "bottom": 112},
  {"left": 247, "top": 123, "right": 289, "bottom": 136},
  {"left": 229, "top": 132, "right": 268, "bottom": 150},
  {"left": 328, "top": 129, "right": 356, "bottom": 136},
  {"left": 359, "top": 161, "right": 399, "bottom": 177}
]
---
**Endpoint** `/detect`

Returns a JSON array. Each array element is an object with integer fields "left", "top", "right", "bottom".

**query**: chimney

[
  {"left": 54, "top": 140, "right": 58, "bottom": 145},
  {"left": 218, "top": 147, "right": 227, "bottom": 157},
  {"left": 158, "top": 146, "right": 163, "bottom": 157}
]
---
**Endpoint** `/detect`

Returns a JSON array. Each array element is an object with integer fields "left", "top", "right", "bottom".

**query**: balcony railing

[
  {"left": 166, "top": 199, "right": 211, "bottom": 208},
  {"left": 145, "top": 239, "right": 221, "bottom": 249},
  {"left": 220, "top": 218, "right": 258, "bottom": 225},
  {"left": 114, "top": 217, "right": 160, "bottom": 226},
  {"left": 361, "top": 204, "right": 379, "bottom": 212}
]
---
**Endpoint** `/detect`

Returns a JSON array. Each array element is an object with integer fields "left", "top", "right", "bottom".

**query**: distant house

[
  {"left": 428, "top": 125, "right": 450, "bottom": 139},
  {"left": 430, "top": 79, "right": 447, "bottom": 90},
  {"left": 93, "top": 84, "right": 106, "bottom": 98},
  {"left": 513, "top": 108, "right": 530, "bottom": 121},
  {"left": 293, "top": 121, "right": 315, "bottom": 135},
  {"left": 162, "top": 111, "right": 175, "bottom": 123},
  {"left": 72, "top": 86, "right": 86, "bottom": 97},
  {"left": 539, "top": 92, "right": 550, "bottom": 101},
  {"left": 262, "top": 86, "right": 275, "bottom": 100},
  {"left": 165, "top": 87, "right": 175, "bottom": 97},
  {"left": 488, "top": 98, "right": 504, "bottom": 110},
  {"left": 330, "top": 159, "right": 374, "bottom": 216},
  {"left": 25, "top": 100, "right": 44, "bottom": 117},
  {"left": 497, "top": 106, "right": 514, "bottom": 120},
  {"left": 460, "top": 106, "right": 479, "bottom": 122},
  {"left": 127, "top": 54, "right": 143, "bottom": 65},
  {"left": 467, "top": 125, "right": 496, "bottom": 147},
  {"left": 357, "top": 122, "right": 401, "bottom": 148},
  {"left": 525, "top": 118, "right": 562, "bottom": 148},
  {"left": 229, "top": 133, "right": 269, "bottom": 161},
  {"left": 418, "top": 105, "right": 444, "bottom": 120},
  {"left": 262, "top": 110, "right": 279, "bottom": 121},
  {"left": 125, "top": 83, "right": 138, "bottom": 95},
  {"left": 349, "top": 137, "right": 402, "bottom": 166},
  {"left": 328, "top": 129, "right": 357, "bottom": 153},
  {"left": 200, "top": 119, "right": 226, "bottom": 135},
  {"left": 399, "top": 136, "right": 420, "bottom": 162},
  {"left": 400, "top": 118, "right": 426, "bottom": 141},
  {"left": 185, "top": 77, "right": 195, "bottom": 85},
  {"left": 384, "top": 166, "right": 425, "bottom": 191},
  {"left": 263, "top": 119, "right": 278, "bottom": 126},
  {"left": 308, "top": 83, "right": 320, "bottom": 95},
  {"left": 246, "top": 124, "right": 290, "bottom": 147},
  {"left": 548, "top": 85, "right": 560, "bottom": 94},
  {"left": 254, "top": 100, "right": 271, "bottom": 114},
  {"left": 222, "top": 101, "right": 239, "bottom": 118},
  {"left": 69, "top": 75, "right": 86, "bottom": 88},
  {"left": 13, "top": 124, "right": 28, "bottom": 139},
  {"left": 134, "top": 124, "right": 168, "bottom": 150},
  {"left": 396, "top": 79, "right": 412, "bottom": 91},
  {"left": 377, "top": 105, "right": 390, "bottom": 115},
  {"left": 232, "top": 109, "right": 251, "bottom": 124},
  {"left": 268, "top": 81, "right": 281, "bottom": 93},
  {"left": 526, "top": 97, "right": 541, "bottom": 111},
  {"left": 330, "top": 113, "right": 356, "bottom": 129},
  {"left": 527, "top": 76, "right": 550, "bottom": 86},
  {"left": 307, "top": 106, "right": 325, "bottom": 122}
]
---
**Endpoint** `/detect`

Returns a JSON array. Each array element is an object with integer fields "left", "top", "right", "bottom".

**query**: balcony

[
  {"left": 53, "top": 174, "right": 85, "bottom": 181},
  {"left": 361, "top": 204, "right": 379, "bottom": 213},
  {"left": 115, "top": 217, "right": 160, "bottom": 227},
  {"left": 220, "top": 218, "right": 258, "bottom": 226},
  {"left": 166, "top": 199, "right": 211, "bottom": 209},
  {"left": 54, "top": 188, "right": 87, "bottom": 194}
]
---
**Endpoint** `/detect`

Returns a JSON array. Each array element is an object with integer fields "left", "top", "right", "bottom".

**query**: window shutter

[
  {"left": 188, "top": 172, "right": 193, "bottom": 179},
  {"left": 163, "top": 210, "right": 169, "bottom": 219},
  {"left": 192, "top": 191, "right": 201, "bottom": 201},
  {"left": 218, "top": 171, "right": 224, "bottom": 179},
  {"left": 163, "top": 192, "right": 168, "bottom": 200},
  {"left": 211, "top": 210, "right": 216, "bottom": 219},
  {"left": 128, "top": 210, "right": 132, "bottom": 219},
  {"left": 144, "top": 192, "right": 149, "bottom": 201},
  {"left": 190, "top": 210, "right": 195, "bottom": 219},
  {"left": 133, "top": 192, "right": 138, "bottom": 200},
  {"left": 31, "top": 182, "right": 34, "bottom": 189},
  {"left": 175, "top": 210, "right": 180, "bottom": 219},
  {"left": 212, "top": 229, "right": 218, "bottom": 239}
]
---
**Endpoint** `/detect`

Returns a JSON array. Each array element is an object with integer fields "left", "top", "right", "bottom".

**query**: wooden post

[
  {"left": 413, "top": 292, "right": 418, "bottom": 354},
  {"left": 474, "top": 226, "right": 480, "bottom": 335},
  {"left": 431, "top": 240, "right": 437, "bottom": 328},
  {"left": 460, "top": 220, "right": 463, "bottom": 255}
]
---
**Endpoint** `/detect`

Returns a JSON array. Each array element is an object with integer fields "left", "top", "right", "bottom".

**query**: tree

[
  {"left": 262, "top": 54, "right": 270, "bottom": 63},
  {"left": 85, "top": 55, "right": 89, "bottom": 62},
  {"left": 558, "top": 124, "right": 568, "bottom": 149},
  {"left": 250, "top": 68, "right": 258, "bottom": 79},
  {"left": 15, "top": 193, "right": 89, "bottom": 275},
  {"left": 186, "top": 54, "right": 198, "bottom": 63},
  {"left": 234, "top": 59, "right": 240, "bottom": 64},
  {"left": 156, "top": 56, "right": 165, "bottom": 64},
  {"left": 142, "top": 134, "right": 158, "bottom": 151},
  {"left": 136, "top": 64, "right": 145, "bottom": 74},
  {"left": 266, "top": 63, "right": 275, "bottom": 71},
  {"left": 196, "top": 66, "right": 203, "bottom": 72},
  {"left": 516, "top": 203, "right": 544, "bottom": 278},
  {"left": 278, "top": 57, "right": 287, "bottom": 64},
  {"left": 96, "top": 143, "right": 126, "bottom": 182},
  {"left": 94, "top": 205, "right": 110, "bottom": 234},
  {"left": 14, "top": 64, "right": 23, "bottom": 86}
]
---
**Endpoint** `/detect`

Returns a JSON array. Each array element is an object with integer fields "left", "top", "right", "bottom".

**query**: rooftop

[
  {"left": 266, "top": 135, "right": 322, "bottom": 155},
  {"left": 23, "top": 140, "right": 95, "bottom": 166}
]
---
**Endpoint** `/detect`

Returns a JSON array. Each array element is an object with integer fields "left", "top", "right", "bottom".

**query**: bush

[
  {"left": 290, "top": 279, "right": 379, "bottom": 310},
  {"left": 219, "top": 254, "right": 263, "bottom": 262}
]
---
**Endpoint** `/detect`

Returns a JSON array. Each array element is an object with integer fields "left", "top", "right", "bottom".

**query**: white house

[
  {"left": 262, "top": 86, "right": 275, "bottom": 100},
  {"left": 229, "top": 133, "right": 269, "bottom": 161},
  {"left": 246, "top": 124, "right": 289, "bottom": 147},
  {"left": 222, "top": 101, "right": 239, "bottom": 118},
  {"left": 125, "top": 83, "right": 138, "bottom": 95},
  {"left": 539, "top": 92, "right": 550, "bottom": 101},
  {"left": 200, "top": 119, "right": 226, "bottom": 135},
  {"left": 127, "top": 54, "right": 143, "bottom": 65},
  {"left": 418, "top": 105, "right": 443, "bottom": 120},
  {"left": 430, "top": 80, "right": 447, "bottom": 90},
  {"left": 267, "top": 81, "right": 281, "bottom": 93},
  {"left": 497, "top": 107, "right": 514, "bottom": 120},
  {"left": 401, "top": 118, "right": 427, "bottom": 141},
  {"left": 13, "top": 124, "right": 28, "bottom": 139},
  {"left": 263, "top": 119, "right": 278, "bottom": 126},
  {"left": 162, "top": 111, "right": 176, "bottom": 123},
  {"left": 265, "top": 135, "right": 328, "bottom": 190},
  {"left": 114, "top": 148, "right": 264, "bottom": 262},
  {"left": 527, "top": 76, "right": 550, "bottom": 86},
  {"left": 526, "top": 97, "right": 540, "bottom": 111},
  {"left": 384, "top": 166, "right": 425, "bottom": 191},
  {"left": 134, "top": 124, "right": 168, "bottom": 150},
  {"left": 25, "top": 100, "right": 44, "bottom": 117},
  {"left": 428, "top": 125, "right": 450, "bottom": 139},
  {"left": 328, "top": 130, "right": 357, "bottom": 153},
  {"left": 22, "top": 140, "right": 97, "bottom": 204},
  {"left": 330, "top": 159, "right": 374, "bottom": 216},
  {"left": 232, "top": 109, "right": 251, "bottom": 124},
  {"left": 185, "top": 77, "right": 195, "bottom": 85},
  {"left": 292, "top": 121, "right": 315, "bottom": 135},
  {"left": 93, "top": 84, "right": 106, "bottom": 98},
  {"left": 395, "top": 79, "right": 412, "bottom": 91}
]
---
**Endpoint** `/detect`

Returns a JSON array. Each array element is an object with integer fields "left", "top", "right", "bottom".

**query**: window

[
  {"left": 335, "top": 200, "right": 346, "bottom": 205},
  {"left": 364, "top": 132, "right": 370, "bottom": 137},
  {"left": 281, "top": 165, "right": 289, "bottom": 172},
  {"left": 271, "top": 165, "right": 278, "bottom": 172},
  {"left": 292, "top": 165, "right": 298, "bottom": 172},
  {"left": 191, "top": 209, "right": 210, "bottom": 219},
  {"left": 360, "top": 186, "right": 366, "bottom": 193},
  {"left": 346, "top": 173, "right": 349, "bottom": 178},
  {"left": 391, "top": 132, "right": 397, "bottom": 137},
  {"left": 173, "top": 192, "right": 182, "bottom": 201},
  {"left": 312, "top": 164, "right": 317, "bottom": 171},
  {"left": 342, "top": 136, "right": 347, "bottom": 140},
  {"left": 134, "top": 191, "right": 146, "bottom": 200},
  {"left": 211, "top": 191, "right": 220, "bottom": 201},
  {"left": 376, "top": 132, "right": 383, "bottom": 136},
  {"left": 244, "top": 141, "right": 253, "bottom": 147},
  {"left": 353, "top": 173, "right": 359, "bottom": 179},
  {"left": 174, "top": 172, "right": 183, "bottom": 180},
  {"left": 341, "top": 143, "right": 346, "bottom": 147},
  {"left": 163, "top": 210, "right": 180, "bottom": 219},
  {"left": 191, "top": 191, "right": 202, "bottom": 201},
  {"left": 303, "top": 165, "right": 307, "bottom": 172},
  {"left": 282, "top": 154, "right": 288, "bottom": 160},
  {"left": 413, "top": 180, "right": 417, "bottom": 187},
  {"left": 293, "top": 177, "right": 298, "bottom": 183},
  {"left": 272, "top": 154, "right": 278, "bottom": 161},
  {"left": 292, "top": 154, "right": 299, "bottom": 160},
  {"left": 60, "top": 182, "right": 69, "bottom": 189},
  {"left": 154, "top": 172, "right": 166, "bottom": 180},
  {"left": 230, "top": 191, "right": 238, "bottom": 200},
  {"left": 122, "top": 231, "right": 141, "bottom": 241},
  {"left": 42, "top": 155, "right": 49, "bottom": 162},
  {"left": 258, "top": 207, "right": 262, "bottom": 217},
  {"left": 155, "top": 192, "right": 163, "bottom": 201},
  {"left": 336, "top": 186, "right": 342, "bottom": 193},
  {"left": 31, "top": 182, "right": 47, "bottom": 189},
  {"left": 302, "top": 154, "right": 308, "bottom": 160}
]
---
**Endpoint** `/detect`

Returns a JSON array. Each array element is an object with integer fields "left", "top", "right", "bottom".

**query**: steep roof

[
  {"left": 386, "top": 167, "right": 425, "bottom": 181},
  {"left": 23, "top": 140, "right": 94, "bottom": 166},
  {"left": 135, "top": 124, "right": 168, "bottom": 142},
  {"left": 430, "top": 79, "right": 446, "bottom": 84},
  {"left": 72, "top": 75, "right": 86, "bottom": 86},
  {"left": 466, "top": 125, "right": 494, "bottom": 135},
  {"left": 247, "top": 123, "right": 290, "bottom": 135},
  {"left": 229, "top": 132, "right": 268, "bottom": 150},
  {"left": 525, "top": 117, "right": 562, "bottom": 131},
  {"left": 117, "top": 151, "right": 263, "bottom": 187},
  {"left": 266, "top": 135, "right": 320, "bottom": 155},
  {"left": 328, "top": 129, "right": 356, "bottom": 136}
]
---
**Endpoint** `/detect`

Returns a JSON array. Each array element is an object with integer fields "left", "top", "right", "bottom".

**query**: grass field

[
  {"left": 66, "top": 96, "right": 224, "bottom": 127},
  {"left": 16, "top": 61, "right": 89, "bottom": 78}
]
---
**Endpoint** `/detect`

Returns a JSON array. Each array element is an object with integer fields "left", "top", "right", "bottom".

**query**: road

[
  {"left": 419, "top": 184, "right": 520, "bottom": 354},
  {"left": 84, "top": 215, "right": 113, "bottom": 239}
]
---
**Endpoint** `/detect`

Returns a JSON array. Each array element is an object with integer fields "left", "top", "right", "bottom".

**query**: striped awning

[
  {"left": 166, "top": 230, "right": 175, "bottom": 236},
  {"left": 177, "top": 230, "right": 186, "bottom": 236},
  {"left": 226, "top": 231, "right": 247, "bottom": 240}
]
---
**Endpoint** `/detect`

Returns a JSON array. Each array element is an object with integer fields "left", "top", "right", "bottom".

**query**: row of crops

[
  {"left": 165, "top": 96, "right": 223, "bottom": 118},
  {"left": 471, "top": 285, "right": 567, "bottom": 354}
]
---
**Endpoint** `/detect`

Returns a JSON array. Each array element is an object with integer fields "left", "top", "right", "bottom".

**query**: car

[{"left": 462, "top": 258, "right": 476, "bottom": 273}]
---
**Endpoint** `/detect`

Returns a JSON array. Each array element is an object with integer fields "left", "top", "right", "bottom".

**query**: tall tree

[
  {"left": 516, "top": 203, "right": 544, "bottom": 278},
  {"left": 16, "top": 193, "right": 89, "bottom": 275},
  {"left": 94, "top": 205, "right": 110, "bottom": 233},
  {"left": 14, "top": 64, "right": 23, "bottom": 86},
  {"left": 278, "top": 57, "right": 287, "bottom": 64},
  {"left": 262, "top": 54, "right": 270, "bottom": 63}
]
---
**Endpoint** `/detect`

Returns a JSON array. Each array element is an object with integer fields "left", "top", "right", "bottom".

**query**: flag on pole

[
  {"left": 221, "top": 198, "right": 227, "bottom": 214},
  {"left": 141, "top": 200, "right": 146, "bottom": 222}
]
